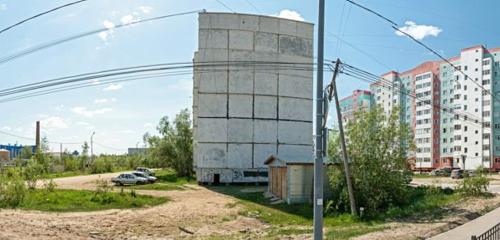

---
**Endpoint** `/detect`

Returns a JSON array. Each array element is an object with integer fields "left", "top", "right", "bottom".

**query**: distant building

[
  {"left": 128, "top": 148, "right": 148, "bottom": 155},
  {"left": 339, "top": 89, "right": 373, "bottom": 125},
  {"left": 0, "top": 144, "right": 36, "bottom": 159},
  {"left": 350, "top": 45, "right": 500, "bottom": 171}
]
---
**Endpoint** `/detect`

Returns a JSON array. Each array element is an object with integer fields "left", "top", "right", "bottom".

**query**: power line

[
  {"left": 244, "top": 0, "right": 261, "bottom": 13},
  {"left": 215, "top": 0, "right": 235, "bottom": 13},
  {"left": 93, "top": 141, "right": 127, "bottom": 152},
  {"left": 0, "top": 61, "right": 332, "bottom": 103},
  {"left": 0, "top": 0, "right": 89, "bottom": 35},
  {"left": 0, "top": 129, "right": 83, "bottom": 145},
  {"left": 0, "top": 61, "right": 321, "bottom": 96},
  {"left": 0, "top": 9, "right": 204, "bottom": 66},
  {"left": 345, "top": 0, "right": 500, "bottom": 105}
]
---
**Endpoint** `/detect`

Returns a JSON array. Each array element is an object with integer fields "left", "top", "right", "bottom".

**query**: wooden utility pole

[{"left": 330, "top": 59, "right": 357, "bottom": 216}]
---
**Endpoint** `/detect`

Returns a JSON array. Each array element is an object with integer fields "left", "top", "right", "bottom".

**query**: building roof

[{"left": 264, "top": 155, "right": 330, "bottom": 165}]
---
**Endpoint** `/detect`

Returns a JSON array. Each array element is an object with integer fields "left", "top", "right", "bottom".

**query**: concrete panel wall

[
  {"left": 279, "top": 98, "right": 312, "bottom": 121},
  {"left": 254, "top": 96, "right": 277, "bottom": 118},
  {"left": 228, "top": 144, "right": 253, "bottom": 168},
  {"left": 197, "top": 94, "right": 227, "bottom": 117},
  {"left": 254, "top": 120, "right": 277, "bottom": 143},
  {"left": 278, "top": 121, "right": 312, "bottom": 145},
  {"left": 194, "top": 12, "right": 314, "bottom": 183},
  {"left": 196, "top": 118, "right": 227, "bottom": 142}
]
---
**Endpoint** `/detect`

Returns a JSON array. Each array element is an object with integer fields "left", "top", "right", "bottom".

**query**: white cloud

[
  {"left": 274, "top": 9, "right": 304, "bottom": 21},
  {"left": 71, "top": 107, "right": 112, "bottom": 117},
  {"left": 53, "top": 104, "right": 64, "bottom": 111},
  {"left": 94, "top": 98, "right": 117, "bottom": 104},
  {"left": 120, "top": 14, "right": 136, "bottom": 24},
  {"left": 42, "top": 116, "right": 69, "bottom": 129},
  {"left": 118, "top": 129, "right": 134, "bottom": 134},
  {"left": 395, "top": 21, "right": 442, "bottom": 40},
  {"left": 144, "top": 122, "right": 153, "bottom": 128},
  {"left": 139, "top": 6, "right": 153, "bottom": 14},
  {"left": 76, "top": 121, "right": 91, "bottom": 126},
  {"left": 98, "top": 20, "right": 115, "bottom": 41},
  {"left": 102, "top": 20, "right": 115, "bottom": 29},
  {"left": 1, "top": 126, "right": 12, "bottom": 131},
  {"left": 103, "top": 84, "right": 122, "bottom": 91}
]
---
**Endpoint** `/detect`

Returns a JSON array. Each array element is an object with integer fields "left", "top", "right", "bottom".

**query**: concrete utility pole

[
  {"left": 314, "top": 0, "right": 325, "bottom": 239},
  {"left": 90, "top": 131, "right": 95, "bottom": 165},
  {"left": 331, "top": 59, "right": 357, "bottom": 216}
]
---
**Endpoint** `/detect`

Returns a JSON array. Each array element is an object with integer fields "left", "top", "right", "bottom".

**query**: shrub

[
  {"left": 0, "top": 169, "right": 27, "bottom": 208},
  {"left": 42, "top": 179, "right": 57, "bottom": 193},
  {"left": 91, "top": 178, "right": 115, "bottom": 204},
  {"left": 23, "top": 160, "right": 44, "bottom": 190},
  {"left": 155, "top": 168, "right": 178, "bottom": 182},
  {"left": 328, "top": 106, "right": 414, "bottom": 218},
  {"left": 456, "top": 170, "right": 490, "bottom": 197}
]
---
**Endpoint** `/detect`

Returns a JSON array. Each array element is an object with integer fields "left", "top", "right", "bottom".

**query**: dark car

[
  {"left": 430, "top": 167, "right": 453, "bottom": 177},
  {"left": 451, "top": 169, "right": 464, "bottom": 179}
]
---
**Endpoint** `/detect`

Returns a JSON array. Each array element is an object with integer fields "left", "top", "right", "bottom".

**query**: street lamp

[{"left": 90, "top": 131, "right": 95, "bottom": 166}]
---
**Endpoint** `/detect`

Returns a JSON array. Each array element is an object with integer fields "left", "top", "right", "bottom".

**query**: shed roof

[{"left": 264, "top": 155, "right": 332, "bottom": 165}]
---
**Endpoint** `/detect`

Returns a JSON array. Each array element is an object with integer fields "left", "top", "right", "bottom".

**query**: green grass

[
  {"left": 19, "top": 189, "right": 168, "bottom": 212},
  {"left": 126, "top": 169, "right": 196, "bottom": 191},
  {"left": 208, "top": 185, "right": 462, "bottom": 239}
]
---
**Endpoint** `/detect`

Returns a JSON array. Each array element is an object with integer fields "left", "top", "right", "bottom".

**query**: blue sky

[{"left": 0, "top": 0, "right": 499, "bottom": 154}]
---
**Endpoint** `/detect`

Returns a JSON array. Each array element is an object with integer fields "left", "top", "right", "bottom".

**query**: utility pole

[
  {"left": 314, "top": 0, "right": 325, "bottom": 239},
  {"left": 331, "top": 59, "right": 357, "bottom": 216},
  {"left": 60, "top": 143, "right": 63, "bottom": 168},
  {"left": 90, "top": 131, "right": 95, "bottom": 165}
]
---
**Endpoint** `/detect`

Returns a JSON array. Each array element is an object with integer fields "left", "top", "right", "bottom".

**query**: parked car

[
  {"left": 465, "top": 170, "right": 476, "bottom": 177},
  {"left": 451, "top": 169, "right": 464, "bottom": 179},
  {"left": 430, "top": 167, "right": 453, "bottom": 177},
  {"left": 132, "top": 171, "right": 157, "bottom": 183},
  {"left": 136, "top": 167, "right": 155, "bottom": 176},
  {"left": 111, "top": 173, "right": 148, "bottom": 186}
]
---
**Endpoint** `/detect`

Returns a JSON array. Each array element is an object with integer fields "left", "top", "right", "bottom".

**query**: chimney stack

[{"left": 36, "top": 121, "right": 40, "bottom": 150}]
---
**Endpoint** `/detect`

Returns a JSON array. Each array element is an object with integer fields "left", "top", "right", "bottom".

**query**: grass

[
  {"left": 19, "top": 189, "right": 168, "bottom": 212},
  {"left": 208, "top": 185, "right": 462, "bottom": 239},
  {"left": 127, "top": 169, "right": 196, "bottom": 191}
]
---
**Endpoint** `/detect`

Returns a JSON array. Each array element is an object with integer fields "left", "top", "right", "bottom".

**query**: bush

[
  {"left": 155, "top": 168, "right": 178, "bottom": 182},
  {"left": 91, "top": 178, "right": 115, "bottom": 204},
  {"left": 23, "top": 160, "right": 44, "bottom": 190},
  {"left": 456, "top": 170, "right": 490, "bottom": 197},
  {"left": 327, "top": 106, "right": 414, "bottom": 218},
  {"left": 0, "top": 169, "right": 27, "bottom": 208}
]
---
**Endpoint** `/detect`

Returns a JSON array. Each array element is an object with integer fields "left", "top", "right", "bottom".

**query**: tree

[
  {"left": 328, "top": 106, "right": 414, "bottom": 217},
  {"left": 147, "top": 109, "right": 193, "bottom": 177},
  {"left": 80, "top": 142, "right": 90, "bottom": 170},
  {"left": 19, "top": 146, "right": 33, "bottom": 159}
]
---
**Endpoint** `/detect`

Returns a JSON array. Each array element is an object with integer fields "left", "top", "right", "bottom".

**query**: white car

[
  {"left": 132, "top": 171, "right": 157, "bottom": 183},
  {"left": 111, "top": 173, "right": 148, "bottom": 186},
  {"left": 136, "top": 167, "right": 155, "bottom": 176}
]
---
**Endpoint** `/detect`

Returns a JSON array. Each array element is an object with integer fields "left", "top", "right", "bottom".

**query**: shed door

[{"left": 280, "top": 168, "right": 287, "bottom": 200}]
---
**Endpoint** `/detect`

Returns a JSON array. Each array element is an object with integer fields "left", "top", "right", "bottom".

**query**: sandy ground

[
  {"left": 353, "top": 194, "right": 500, "bottom": 240},
  {"left": 1, "top": 172, "right": 500, "bottom": 239},
  {"left": 0, "top": 173, "right": 268, "bottom": 240}
]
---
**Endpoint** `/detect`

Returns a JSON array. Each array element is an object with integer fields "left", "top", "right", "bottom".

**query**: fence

[{"left": 471, "top": 222, "right": 500, "bottom": 240}]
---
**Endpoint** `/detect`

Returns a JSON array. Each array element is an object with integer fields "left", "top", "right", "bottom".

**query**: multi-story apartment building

[
  {"left": 339, "top": 90, "right": 373, "bottom": 125},
  {"left": 342, "top": 45, "right": 500, "bottom": 171}
]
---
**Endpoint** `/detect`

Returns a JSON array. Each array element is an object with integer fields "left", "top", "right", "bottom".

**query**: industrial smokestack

[{"left": 36, "top": 121, "right": 40, "bottom": 150}]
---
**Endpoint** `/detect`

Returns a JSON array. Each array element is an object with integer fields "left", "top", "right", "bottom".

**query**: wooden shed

[{"left": 264, "top": 155, "right": 331, "bottom": 204}]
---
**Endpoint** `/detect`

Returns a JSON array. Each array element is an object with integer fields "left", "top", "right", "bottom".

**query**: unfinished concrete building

[{"left": 193, "top": 12, "right": 314, "bottom": 184}]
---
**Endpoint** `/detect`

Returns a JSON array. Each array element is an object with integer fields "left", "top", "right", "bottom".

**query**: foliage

[
  {"left": 146, "top": 109, "right": 194, "bottom": 177},
  {"left": 456, "top": 167, "right": 491, "bottom": 197},
  {"left": 24, "top": 160, "right": 44, "bottom": 190},
  {"left": 91, "top": 178, "right": 114, "bottom": 204},
  {"left": 328, "top": 106, "right": 414, "bottom": 218},
  {"left": 0, "top": 168, "right": 27, "bottom": 208},
  {"left": 42, "top": 179, "right": 57, "bottom": 193}
]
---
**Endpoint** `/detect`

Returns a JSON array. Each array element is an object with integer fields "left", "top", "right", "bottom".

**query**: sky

[{"left": 0, "top": 0, "right": 499, "bottom": 154}]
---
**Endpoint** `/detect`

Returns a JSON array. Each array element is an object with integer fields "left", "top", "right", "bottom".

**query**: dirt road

[{"left": 0, "top": 173, "right": 267, "bottom": 240}]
